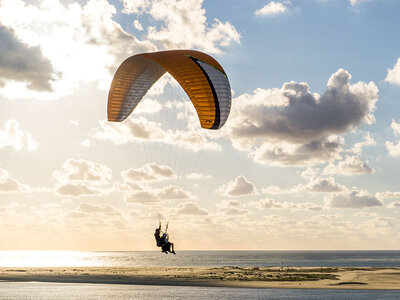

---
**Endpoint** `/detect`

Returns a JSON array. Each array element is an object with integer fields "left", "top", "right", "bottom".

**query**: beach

[{"left": 1, "top": 266, "right": 399, "bottom": 290}]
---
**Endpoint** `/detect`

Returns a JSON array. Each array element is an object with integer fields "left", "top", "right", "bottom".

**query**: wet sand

[{"left": 0, "top": 266, "right": 399, "bottom": 289}]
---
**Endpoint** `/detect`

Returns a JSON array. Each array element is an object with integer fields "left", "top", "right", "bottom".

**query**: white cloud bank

[
  {"left": 0, "top": 168, "right": 30, "bottom": 193},
  {"left": 386, "top": 59, "right": 400, "bottom": 85},
  {"left": 121, "top": 0, "right": 240, "bottom": 54},
  {"left": 325, "top": 190, "right": 383, "bottom": 209},
  {"left": 385, "top": 120, "right": 400, "bottom": 157},
  {"left": 91, "top": 117, "right": 222, "bottom": 152},
  {"left": 217, "top": 176, "right": 258, "bottom": 197},
  {"left": 225, "top": 69, "right": 378, "bottom": 166},
  {"left": 53, "top": 159, "right": 112, "bottom": 197},
  {"left": 255, "top": 1, "right": 288, "bottom": 16},
  {"left": 0, "top": 0, "right": 240, "bottom": 99}
]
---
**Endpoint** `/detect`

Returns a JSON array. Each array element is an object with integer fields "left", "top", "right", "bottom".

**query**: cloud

[
  {"left": 124, "top": 184, "right": 192, "bottom": 204},
  {"left": 174, "top": 202, "right": 208, "bottom": 215},
  {"left": 262, "top": 176, "right": 345, "bottom": 195},
  {"left": 385, "top": 120, "right": 400, "bottom": 156},
  {"left": 68, "top": 119, "right": 79, "bottom": 126},
  {"left": 55, "top": 183, "right": 102, "bottom": 197},
  {"left": 376, "top": 191, "right": 400, "bottom": 201},
  {"left": 79, "top": 203, "right": 120, "bottom": 215},
  {"left": 226, "top": 69, "right": 378, "bottom": 166},
  {"left": 325, "top": 190, "right": 383, "bottom": 209},
  {"left": 133, "top": 98, "right": 163, "bottom": 114},
  {"left": 262, "top": 185, "right": 286, "bottom": 195},
  {"left": 388, "top": 201, "right": 400, "bottom": 208},
  {"left": 121, "top": 163, "right": 176, "bottom": 182},
  {"left": 297, "top": 176, "right": 345, "bottom": 193},
  {"left": 368, "top": 217, "right": 396, "bottom": 228},
  {"left": 186, "top": 172, "right": 212, "bottom": 179},
  {"left": 386, "top": 58, "right": 400, "bottom": 85},
  {"left": 217, "top": 200, "right": 249, "bottom": 215},
  {"left": 133, "top": 20, "right": 143, "bottom": 31},
  {"left": 255, "top": 1, "right": 288, "bottom": 16},
  {"left": 120, "top": 0, "right": 240, "bottom": 54},
  {"left": 251, "top": 138, "right": 343, "bottom": 166},
  {"left": 0, "top": 168, "right": 30, "bottom": 193},
  {"left": 217, "top": 176, "right": 257, "bottom": 197},
  {"left": 0, "top": 25, "right": 54, "bottom": 91},
  {"left": 349, "top": 132, "right": 375, "bottom": 155},
  {"left": 53, "top": 159, "right": 112, "bottom": 197},
  {"left": 385, "top": 141, "right": 400, "bottom": 157},
  {"left": 0, "top": 0, "right": 155, "bottom": 99},
  {"left": 91, "top": 117, "right": 222, "bottom": 152},
  {"left": 323, "top": 156, "right": 373, "bottom": 176},
  {"left": 349, "top": 0, "right": 372, "bottom": 5},
  {"left": 255, "top": 198, "right": 322, "bottom": 211},
  {"left": 53, "top": 159, "right": 112, "bottom": 185},
  {"left": 390, "top": 120, "right": 400, "bottom": 136},
  {"left": 0, "top": 119, "right": 38, "bottom": 151}
]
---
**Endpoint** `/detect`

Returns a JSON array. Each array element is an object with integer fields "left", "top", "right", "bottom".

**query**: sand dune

[{"left": 0, "top": 266, "right": 399, "bottom": 289}]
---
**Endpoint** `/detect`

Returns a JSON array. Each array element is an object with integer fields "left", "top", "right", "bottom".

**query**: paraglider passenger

[{"left": 154, "top": 222, "right": 176, "bottom": 255}]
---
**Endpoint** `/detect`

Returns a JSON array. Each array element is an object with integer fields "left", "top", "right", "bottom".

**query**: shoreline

[{"left": 1, "top": 266, "right": 400, "bottom": 289}]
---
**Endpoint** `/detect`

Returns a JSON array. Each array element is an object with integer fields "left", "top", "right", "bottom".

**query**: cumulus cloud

[
  {"left": 262, "top": 176, "right": 345, "bottom": 195},
  {"left": 0, "top": 0, "right": 155, "bottom": 99},
  {"left": 217, "top": 200, "right": 249, "bottom": 215},
  {"left": 91, "top": 117, "right": 222, "bottom": 152},
  {"left": 386, "top": 58, "right": 400, "bottom": 85},
  {"left": 133, "top": 20, "right": 143, "bottom": 31},
  {"left": 53, "top": 159, "right": 112, "bottom": 185},
  {"left": 255, "top": 1, "right": 288, "bottom": 16},
  {"left": 225, "top": 69, "right": 378, "bottom": 166},
  {"left": 255, "top": 198, "right": 322, "bottom": 211},
  {"left": 325, "top": 190, "right": 383, "bottom": 209},
  {"left": 174, "top": 202, "right": 208, "bottom": 215},
  {"left": 367, "top": 217, "right": 396, "bottom": 228},
  {"left": 217, "top": 176, "right": 258, "bottom": 197},
  {"left": 388, "top": 201, "right": 400, "bottom": 208},
  {"left": 0, "top": 119, "right": 38, "bottom": 151},
  {"left": 186, "top": 172, "right": 212, "bottom": 179},
  {"left": 376, "top": 191, "right": 400, "bottom": 201},
  {"left": 385, "top": 141, "right": 400, "bottom": 157},
  {"left": 124, "top": 184, "right": 192, "bottom": 204},
  {"left": 133, "top": 98, "right": 163, "bottom": 114},
  {"left": 0, "top": 168, "right": 30, "bottom": 193},
  {"left": 385, "top": 120, "right": 400, "bottom": 157},
  {"left": 121, "top": 163, "right": 176, "bottom": 182},
  {"left": 349, "top": 132, "right": 375, "bottom": 155},
  {"left": 120, "top": 0, "right": 240, "bottom": 54},
  {"left": 0, "top": 25, "right": 54, "bottom": 91},
  {"left": 79, "top": 203, "right": 120, "bottom": 215},
  {"left": 55, "top": 183, "right": 102, "bottom": 197},
  {"left": 323, "top": 156, "right": 373, "bottom": 176},
  {"left": 297, "top": 176, "right": 345, "bottom": 193},
  {"left": 53, "top": 159, "right": 112, "bottom": 197}
]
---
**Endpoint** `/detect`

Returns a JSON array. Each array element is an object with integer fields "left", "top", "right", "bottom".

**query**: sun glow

[{"left": 0, "top": 251, "right": 104, "bottom": 267}]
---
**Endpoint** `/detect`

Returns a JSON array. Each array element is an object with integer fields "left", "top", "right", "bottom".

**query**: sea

[{"left": 0, "top": 250, "right": 399, "bottom": 299}]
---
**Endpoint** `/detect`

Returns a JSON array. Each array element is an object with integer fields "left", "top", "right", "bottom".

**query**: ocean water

[
  {"left": 0, "top": 250, "right": 399, "bottom": 268},
  {"left": 0, "top": 282, "right": 399, "bottom": 300},
  {"left": 1, "top": 251, "right": 400, "bottom": 299}
]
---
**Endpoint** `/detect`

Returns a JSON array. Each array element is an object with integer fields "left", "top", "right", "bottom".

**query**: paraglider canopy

[{"left": 107, "top": 50, "right": 231, "bottom": 130}]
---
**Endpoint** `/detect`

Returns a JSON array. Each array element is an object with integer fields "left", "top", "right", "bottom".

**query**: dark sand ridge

[{"left": 1, "top": 266, "right": 400, "bottom": 289}]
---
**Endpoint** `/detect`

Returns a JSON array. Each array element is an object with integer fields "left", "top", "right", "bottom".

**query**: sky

[{"left": 1, "top": 0, "right": 400, "bottom": 251}]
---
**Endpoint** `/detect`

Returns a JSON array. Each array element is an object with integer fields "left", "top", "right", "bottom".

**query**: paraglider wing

[{"left": 107, "top": 50, "right": 231, "bottom": 129}]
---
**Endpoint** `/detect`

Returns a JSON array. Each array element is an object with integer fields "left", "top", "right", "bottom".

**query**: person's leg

[{"left": 171, "top": 243, "right": 176, "bottom": 254}]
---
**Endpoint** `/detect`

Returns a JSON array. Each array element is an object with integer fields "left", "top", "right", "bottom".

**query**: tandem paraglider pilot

[{"left": 154, "top": 222, "right": 176, "bottom": 255}]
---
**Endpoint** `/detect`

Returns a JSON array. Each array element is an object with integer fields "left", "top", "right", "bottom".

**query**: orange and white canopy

[{"left": 107, "top": 50, "right": 231, "bottom": 130}]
